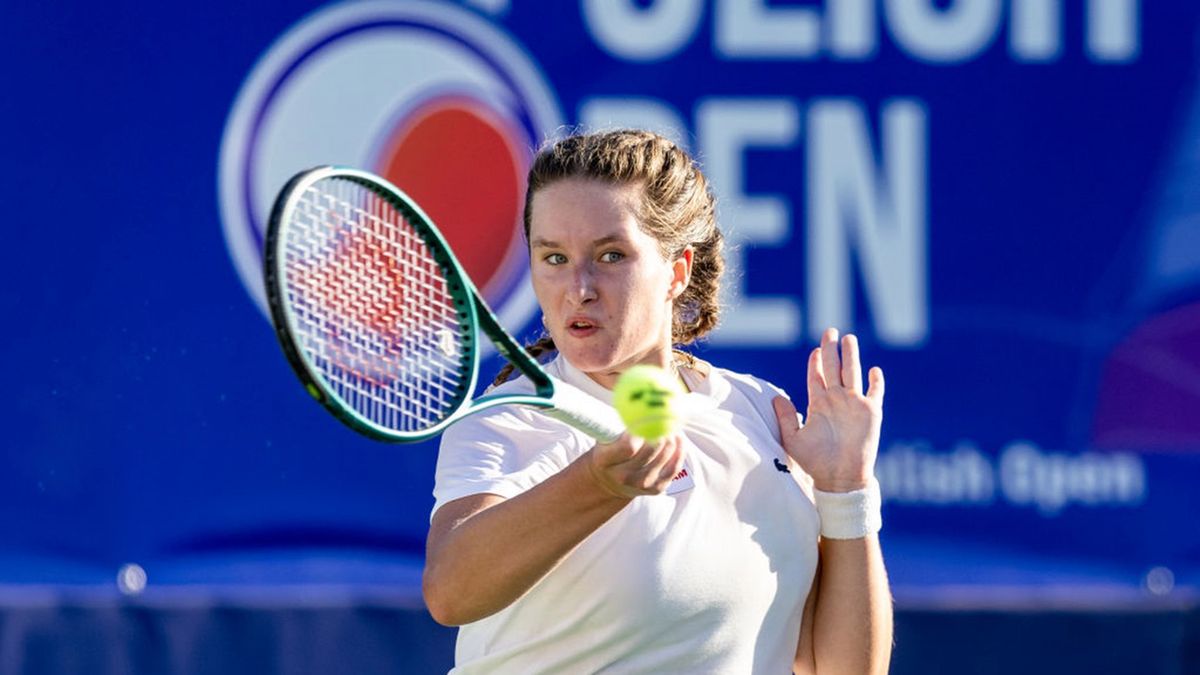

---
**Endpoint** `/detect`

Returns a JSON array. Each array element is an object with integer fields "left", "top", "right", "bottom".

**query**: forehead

[{"left": 528, "top": 178, "right": 647, "bottom": 242}]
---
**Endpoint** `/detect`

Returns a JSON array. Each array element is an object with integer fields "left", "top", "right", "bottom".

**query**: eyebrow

[{"left": 530, "top": 234, "right": 628, "bottom": 249}]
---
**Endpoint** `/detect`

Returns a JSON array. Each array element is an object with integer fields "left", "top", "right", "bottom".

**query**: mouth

[{"left": 565, "top": 317, "right": 600, "bottom": 337}]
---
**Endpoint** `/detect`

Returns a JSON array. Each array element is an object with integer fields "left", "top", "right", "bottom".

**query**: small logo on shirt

[
  {"left": 666, "top": 462, "right": 695, "bottom": 495},
  {"left": 773, "top": 458, "right": 791, "bottom": 473}
]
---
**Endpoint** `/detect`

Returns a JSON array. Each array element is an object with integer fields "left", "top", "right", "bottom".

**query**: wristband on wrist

[{"left": 813, "top": 477, "right": 882, "bottom": 540}]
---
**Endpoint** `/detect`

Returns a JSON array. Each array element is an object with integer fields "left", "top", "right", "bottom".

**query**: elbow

[
  {"left": 424, "top": 562, "right": 497, "bottom": 626},
  {"left": 423, "top": 566, "right": 467, "bottom": 627},
  {"left": 423, "top": 592, "right": 457, "bottom": 627}
]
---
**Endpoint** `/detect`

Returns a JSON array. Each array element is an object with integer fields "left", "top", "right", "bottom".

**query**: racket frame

[{"left": 265, "top": 166, "right": 620, "bottom": 444}]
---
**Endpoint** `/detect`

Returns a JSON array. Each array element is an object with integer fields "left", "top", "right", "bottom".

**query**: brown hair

[{"left": 494, "top": 129, "right": 724, "bottom": 385}]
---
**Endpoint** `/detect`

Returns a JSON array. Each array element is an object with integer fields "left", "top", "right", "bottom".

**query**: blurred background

[{"left": 3, "top": 0, "right": 1198, "bottom": 672}]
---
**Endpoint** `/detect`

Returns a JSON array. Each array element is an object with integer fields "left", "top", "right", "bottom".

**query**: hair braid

[{"left": 492, "top": 335, "right": 557, "bottom": 386}]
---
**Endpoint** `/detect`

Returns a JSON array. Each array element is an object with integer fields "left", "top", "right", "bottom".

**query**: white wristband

[{"left": 813, "top": 477, "right": 883, "bottom": 540}]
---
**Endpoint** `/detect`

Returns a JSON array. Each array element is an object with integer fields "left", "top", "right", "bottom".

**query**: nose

[{"left": 570, "top": 261, "right": 598, "bottom": 304}]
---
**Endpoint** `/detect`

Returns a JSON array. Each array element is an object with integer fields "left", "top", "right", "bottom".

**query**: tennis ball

[{"left": 612, "top": 365, "right": 684, "bottom": 441}]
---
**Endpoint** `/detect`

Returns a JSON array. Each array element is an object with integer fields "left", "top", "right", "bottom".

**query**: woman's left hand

[{"left": 773, "top": 327, "right": 885, "bottom": 493}]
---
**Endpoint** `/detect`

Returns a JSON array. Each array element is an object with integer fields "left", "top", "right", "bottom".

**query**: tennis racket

[{"left": 263, "top": 166, "right": 624, "bottom": 444}]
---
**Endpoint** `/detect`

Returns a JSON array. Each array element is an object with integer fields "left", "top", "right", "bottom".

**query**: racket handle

[{"left": 545, "top": 381, "right": 624, "bottom": 443}]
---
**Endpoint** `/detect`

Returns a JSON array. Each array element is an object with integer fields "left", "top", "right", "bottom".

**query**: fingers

[
  {"left": 638, "top": 433, "right": 677, "bottom": 468},
  {"left": 866, "top": 366, "right": 885, "bottom": 403},
  {"left": 594, "top": 432, "right": 643, "bottom": 466},
  {"left": 590, "top": 432, "right": 687, "bottom": 497},
  {"left": 820, "top": 327, "right": 840, "bottom": 390},
  {"left": 655, "top": 437, "right": 687, "bottom": 485},
  {"left": 636, "top": 435, "right": 685, "bottom": 492},
  {"left": 772, "top": 395, "right": 801, "bottom": 437},
  {"left": 807, "top": 346, "right": 825, "bottom": 402},
  {"left": 814, "top": 328, "right": 872, "bottom": 396},
  {"left": 841, "top": 333, "right": 863, "bottom": 395}
]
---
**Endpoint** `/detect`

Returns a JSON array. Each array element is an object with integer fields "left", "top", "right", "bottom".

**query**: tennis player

[{"left": 424, "top": 130, "right": 891, "bottom": 674}]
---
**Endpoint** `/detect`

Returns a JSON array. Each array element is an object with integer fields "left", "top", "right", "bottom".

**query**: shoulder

[
  {"left": 437, "top": 356, "right": 596, "bottom": 472},
  {"left": 432, "top": 370, "right": 586, "bottom": 518},
  {"left": 697, "top": 359, "right": 816, "bottom": 496},
  {"left": 704, "top": 359, "right": 791, "bottom": 402},
  {"left": 687, "top": 357, "right": 791, "bottom": 443},
  {"left": 439, "top": 372, "right": 559, "bottom": 450}
]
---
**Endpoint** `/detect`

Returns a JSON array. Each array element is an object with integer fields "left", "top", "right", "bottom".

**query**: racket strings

[{"left": 282, "top": 179, "right": 470, "bottom": 432}]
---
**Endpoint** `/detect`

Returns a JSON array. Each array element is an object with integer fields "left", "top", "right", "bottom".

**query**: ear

[{"left": 669, "top": 246, "right": 694, "bottom": 300}]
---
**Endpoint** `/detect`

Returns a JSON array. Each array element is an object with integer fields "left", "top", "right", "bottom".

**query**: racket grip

[{"left": 545, "top": 382, "right": 624, "bottom": 443}]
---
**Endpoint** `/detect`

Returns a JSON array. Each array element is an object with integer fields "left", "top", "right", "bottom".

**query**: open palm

[{"left": 773, "top": 328, "right": 885, "bottom": 494}]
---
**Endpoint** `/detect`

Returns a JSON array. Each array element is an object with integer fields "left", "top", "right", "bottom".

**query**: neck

[{"left": 584, "top": 346, "right": 681, "bottom": 391}]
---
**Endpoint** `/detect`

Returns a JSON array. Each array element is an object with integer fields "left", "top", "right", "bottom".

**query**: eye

[
  {"left": 599, "top": 251, "right": 625, "bottom": 263},
  {"left": 543, "top": 253, "right": 567, "bottom": 265}
]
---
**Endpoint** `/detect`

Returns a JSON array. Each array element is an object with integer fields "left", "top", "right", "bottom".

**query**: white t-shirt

[{"left": 432, "top": 355, "right": 820, "bottom": 674}]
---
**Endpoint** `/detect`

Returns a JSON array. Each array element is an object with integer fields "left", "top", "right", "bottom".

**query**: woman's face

[{"left": 528, "top": 178, "right": 689, "bottom": 390}]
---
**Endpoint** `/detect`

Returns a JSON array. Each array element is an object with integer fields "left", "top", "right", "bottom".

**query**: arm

[
  {"left": 808, "top": 536, "right": 892, "bottom": 674},
  {"left": 778, "top": 328, "right": 893, "bottom": 675},
  {"left": 423, "top": 433, "right": 685, "bottom": 626},
  {"left": 792, "top": 537, "right": 892, "bottom": 675}
]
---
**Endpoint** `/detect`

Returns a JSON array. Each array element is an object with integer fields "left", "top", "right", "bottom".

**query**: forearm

[
  {"left": 811, "top": 535, "right": 893, "bottom": 674},
  {"left": 423, "top": 453, "right": 631, "bottom": 625}
]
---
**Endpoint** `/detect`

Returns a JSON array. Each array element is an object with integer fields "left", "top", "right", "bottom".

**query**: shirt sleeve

[{"left": 430, "top": 403, "right": 585, "bottom": 521}]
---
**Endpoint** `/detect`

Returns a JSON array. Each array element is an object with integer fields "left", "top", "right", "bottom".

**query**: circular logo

[{"left": 218, "top": 0, "right": 562, "bottom": 333}]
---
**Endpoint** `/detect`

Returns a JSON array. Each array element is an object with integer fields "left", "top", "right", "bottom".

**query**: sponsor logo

[
  {"left": 218, "top": 0, "right": 563, "bottom": 334},
  {"left": 667, "top": 463, "right": 695, "bottom": 495}
]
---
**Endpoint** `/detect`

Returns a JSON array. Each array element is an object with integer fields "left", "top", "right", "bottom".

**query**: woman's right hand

[
  {"left": 426, "top": 432, "right": 685, "bottom": 626},
  {"left": 585, "top": 433, "right": 687, "bottom": 499}
]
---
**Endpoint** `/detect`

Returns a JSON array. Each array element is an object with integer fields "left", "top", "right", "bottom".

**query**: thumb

[
  {"left": 593, "top": 432, "right": 642, "bottom": 467},
  {"left": 772, "top": 395, "right": 802, "bottom": 437}
]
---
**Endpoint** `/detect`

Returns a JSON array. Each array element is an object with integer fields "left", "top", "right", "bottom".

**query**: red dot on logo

[{"left": 375, "top": 98, "right": 528, "bottom": 297}]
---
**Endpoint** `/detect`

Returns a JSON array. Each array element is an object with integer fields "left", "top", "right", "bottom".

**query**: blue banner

[{"left": 3, "top": 0, "right": 1198, "bottom": 608}]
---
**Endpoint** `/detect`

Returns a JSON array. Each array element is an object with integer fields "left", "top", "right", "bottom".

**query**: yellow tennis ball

[{"left": 612, "top": 365, "right": 684, "bottom": 441}]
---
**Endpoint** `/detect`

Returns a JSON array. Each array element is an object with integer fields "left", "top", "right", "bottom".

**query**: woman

[{"left": 423, "top": 130, "right": 892, "bottom": 674}]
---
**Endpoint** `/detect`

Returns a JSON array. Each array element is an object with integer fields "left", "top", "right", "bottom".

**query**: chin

[
  {"left": 556, "top": 340, "right": 621, "bottom": 375},
  {"left": 561, "top": 350, "right": 618, "bottom": 375},
  {"left": 567, "top": 345, "right": 669, "bottom": 382}
]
